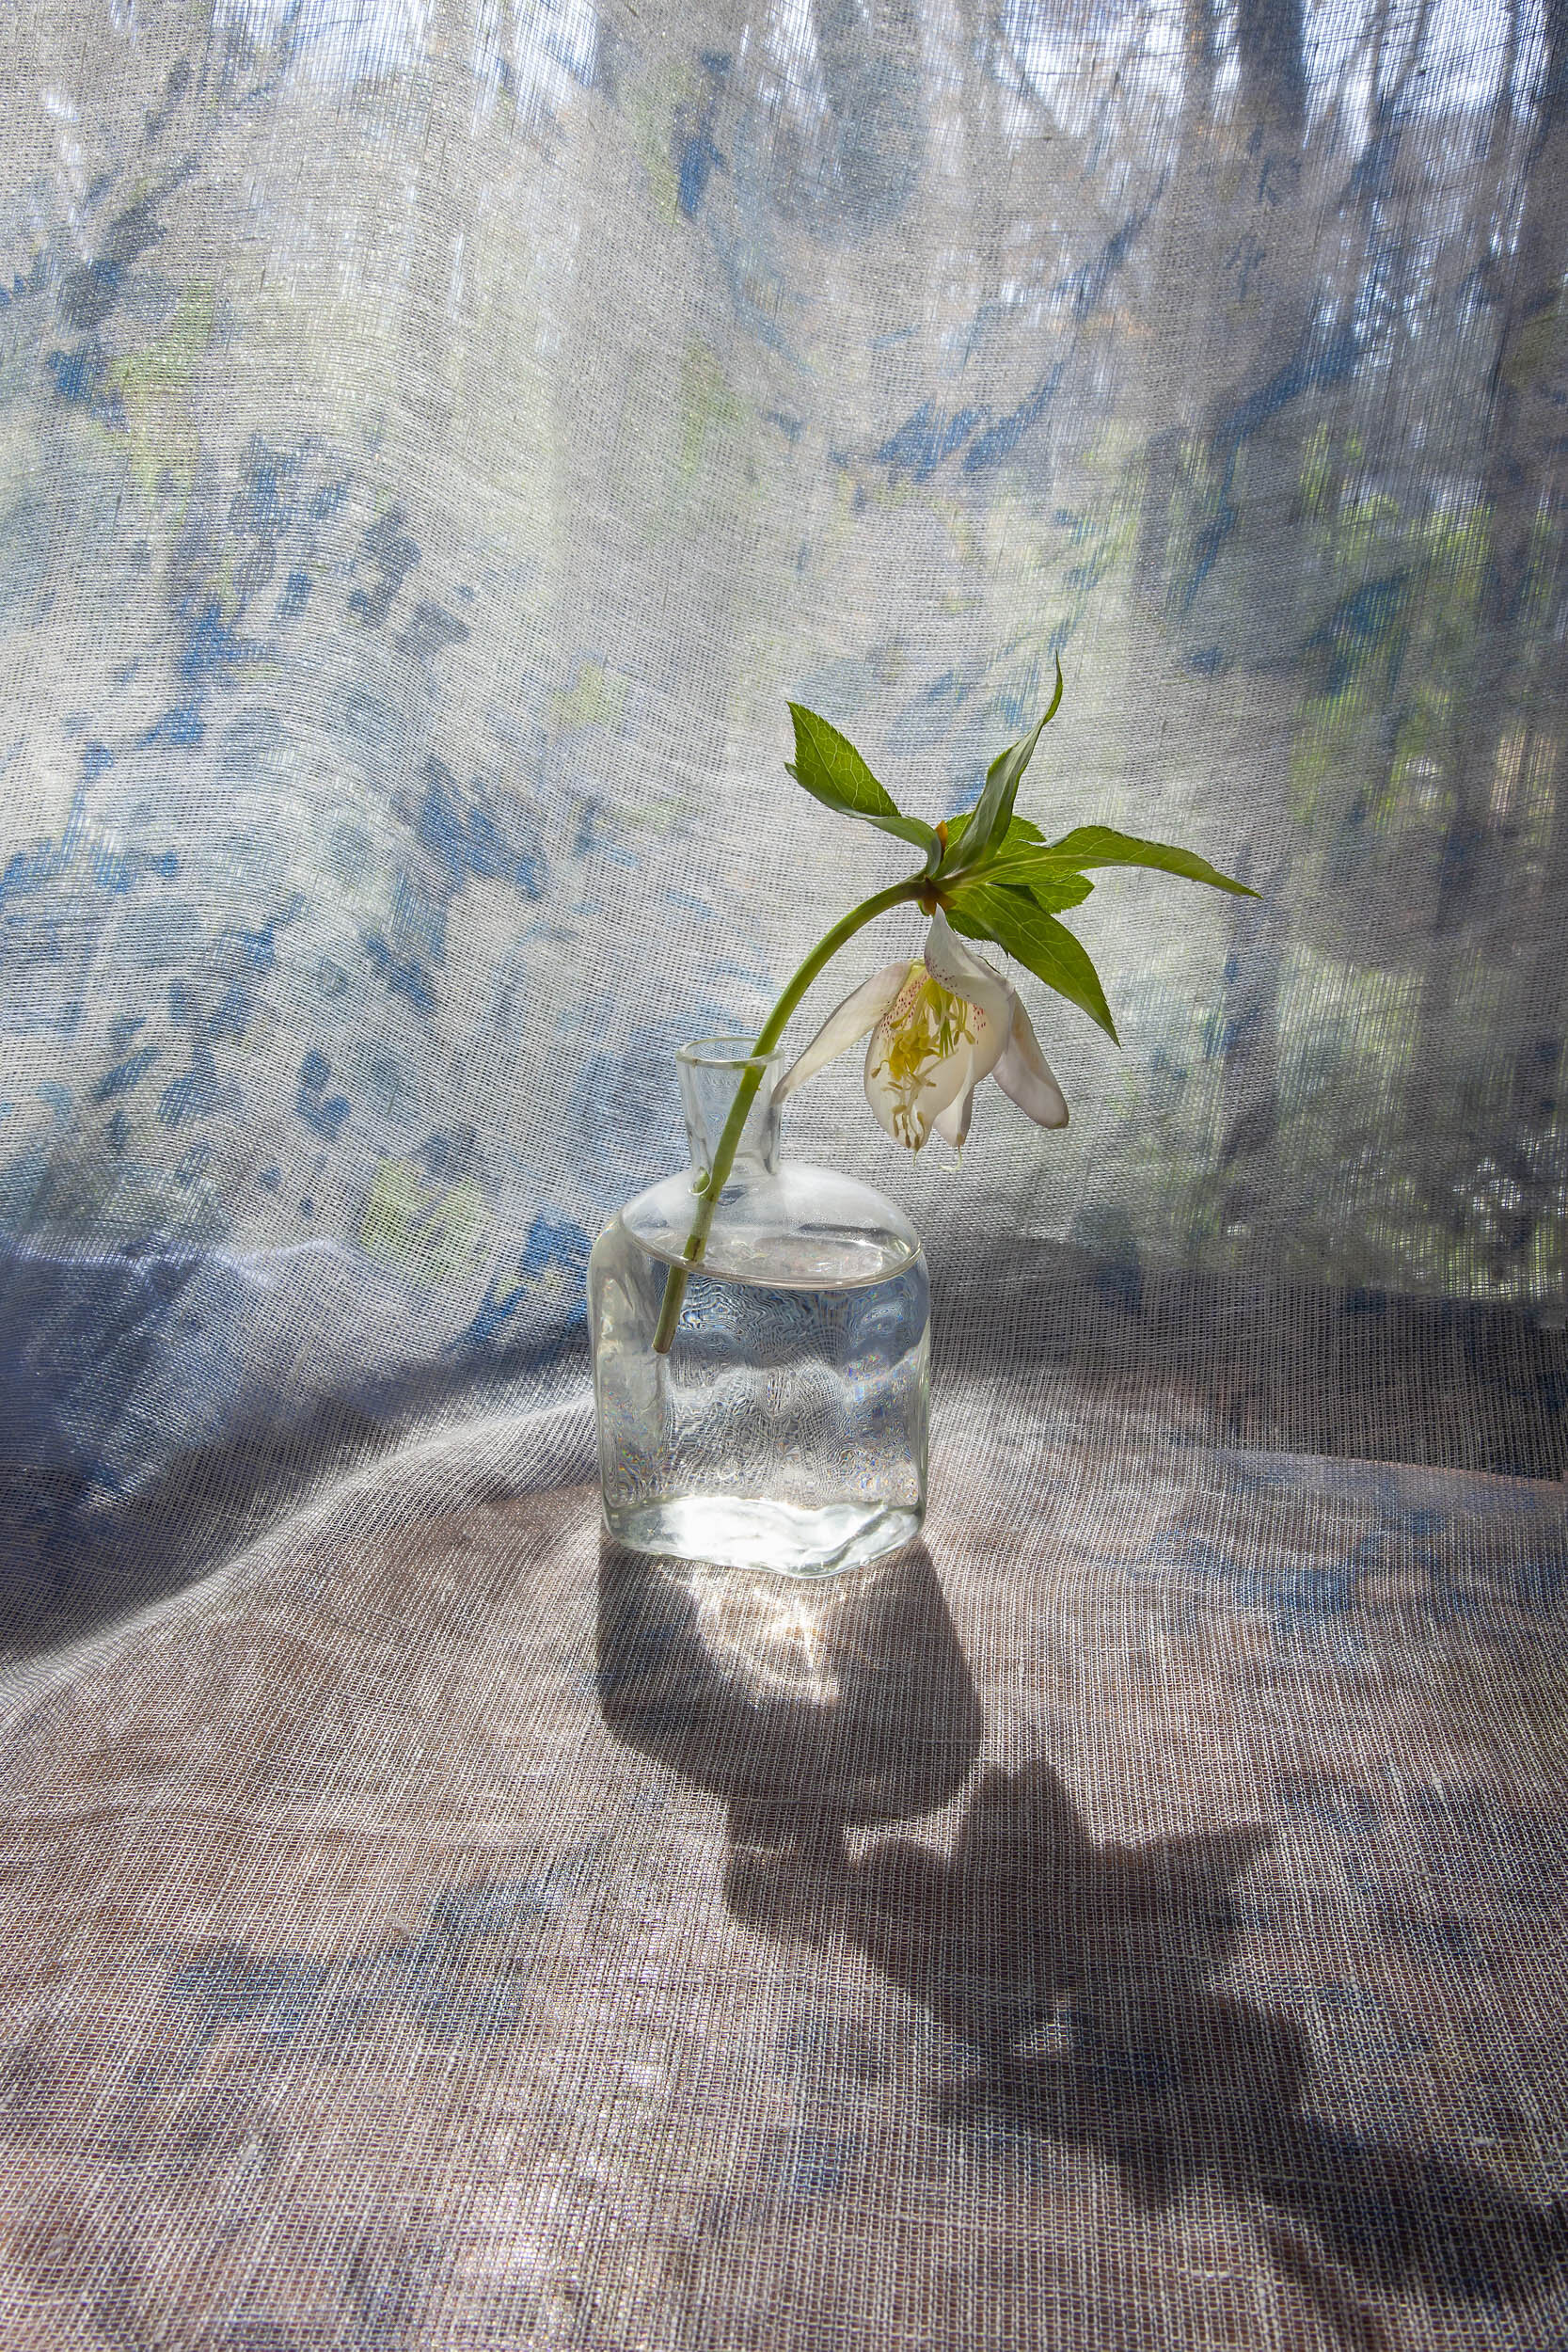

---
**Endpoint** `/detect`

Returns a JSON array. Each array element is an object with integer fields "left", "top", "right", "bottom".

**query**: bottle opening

[
  {"left": 677, "top": 1036, "right": 778, "bottom": 1072},
  {"left": 677, "top": 1038, "right": 783, "bottom": 1179}
]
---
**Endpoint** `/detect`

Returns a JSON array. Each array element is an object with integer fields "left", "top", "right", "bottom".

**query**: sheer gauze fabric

[
  {"left": 2, "top": 6, "right": 1567, "bottom": 2348},
  {"left": 1, "top": 0, "right": 1564, "bottom": 1519}
]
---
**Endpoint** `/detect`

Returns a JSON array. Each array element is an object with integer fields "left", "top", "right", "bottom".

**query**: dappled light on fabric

[
  {"left": 0, "top": 0, "right": 1564, "bottom": 1525},
  {"left": 2, "top": 4, "right": 1568, "bottom": 2346}
]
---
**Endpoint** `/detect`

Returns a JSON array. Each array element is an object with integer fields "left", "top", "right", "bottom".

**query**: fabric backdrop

[
  {"left": 1, "top": 0, "right": 1565, "bottom": 1540},
  {"left": 4, "top": 9, "right": 1568, "bottom": 2349}
]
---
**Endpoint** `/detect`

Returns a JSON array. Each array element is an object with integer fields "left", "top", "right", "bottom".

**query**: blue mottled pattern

[
  {"left": 1, "top": 2, "right": 1567, "bottom": 2341},
  {"left": 0, "top": 0, "right": 1561, "bottom": 1523}
]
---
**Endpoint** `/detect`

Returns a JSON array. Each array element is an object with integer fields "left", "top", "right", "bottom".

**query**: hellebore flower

[
  {"left": 775, "top": 909, "right": 1069, "bottom": 1150},
  {"left": 646, "top": 674, "right": 1252, "bottom": 1350}
]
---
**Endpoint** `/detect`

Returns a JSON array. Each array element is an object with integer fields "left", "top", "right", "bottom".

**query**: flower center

[{"left": 873, "top": 973, "right": 975, "bottom": 1146}]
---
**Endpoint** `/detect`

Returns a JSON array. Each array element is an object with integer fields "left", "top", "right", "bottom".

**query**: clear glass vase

[{"left": 589, "top": 1037, "right": 929, "bottom": 1577}]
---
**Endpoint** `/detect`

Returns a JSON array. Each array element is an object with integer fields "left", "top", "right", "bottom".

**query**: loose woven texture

[
  {"left": 4, "top": 1, "right": 1568, "bottom": 2343},
  {"left": 1, "top": 0, "right": 1566, "bottom": 1504},
  {"left": 3, "top": 1391, "right": 1566, "bottom": 2348}
]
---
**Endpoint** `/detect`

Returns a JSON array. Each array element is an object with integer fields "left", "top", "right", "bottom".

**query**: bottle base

[{"left": 604, "top": 1494, "right": 922, "bottom": 1579}]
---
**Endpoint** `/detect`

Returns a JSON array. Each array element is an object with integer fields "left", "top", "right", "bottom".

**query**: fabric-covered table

[
  {"left": 4, "top": 1355, "right": 1566, "bottom": 2351},
  {"left": 5, "top": 0, "right": 1568, "bottom": 2337}
]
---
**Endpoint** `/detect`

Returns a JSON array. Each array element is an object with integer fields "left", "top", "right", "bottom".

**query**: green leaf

[
  {"left": 946, "top": 884, "right": 1118, "bottom": 1042},
  {"left": 940, "top": 657, "right": 1065, "bottom": 878},
  {"left": 1036, "top": 825, "right": 1256, "bottom": 896},
  {"left": 786, "top": 705, "right": 938, "bottom": 857},
  {"left": 942, "top": 811, "right": 1047, "bottom": 863},
  {"left": 968, "top": 856, "right": 1094, "bottom": 912}
]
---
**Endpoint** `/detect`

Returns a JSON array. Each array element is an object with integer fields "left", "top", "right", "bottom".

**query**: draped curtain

[{"left": 2, "top": 0, "right": 1564, "bottom": 1512}]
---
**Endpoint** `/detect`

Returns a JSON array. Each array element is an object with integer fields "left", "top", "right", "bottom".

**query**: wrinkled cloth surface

[
  {"left": 4, "top": 1354, "right": 1567, "bottom": 2350},
  {"left": 4, "top": 0, "right": 1568, "bottom": 2341}
]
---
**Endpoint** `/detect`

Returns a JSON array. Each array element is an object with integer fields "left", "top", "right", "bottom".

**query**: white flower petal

[
  {"left": 922, "top": 911, "right": 1012, "bottom": 1086},
  {"left": 775, "top": 961, "right": 912, "bottom": 1103},
  {"left": 922, "top": 908, "right": 1005, "bottom": 995},
  {"left": 993, "top": 994, "right": 1069, "bottom": 1128},
  {"left": 933, "top": 1081, "right": 976, "bottom": 1148}
]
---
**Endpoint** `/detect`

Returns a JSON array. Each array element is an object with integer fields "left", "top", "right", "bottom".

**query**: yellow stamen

[{"left": 869, "top": 974, "right": 975, "bottom": 1148}]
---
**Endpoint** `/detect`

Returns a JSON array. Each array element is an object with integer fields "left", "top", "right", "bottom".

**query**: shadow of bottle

[{"left": 595, "top": 1534, "right": 983, "bottom": 1845}]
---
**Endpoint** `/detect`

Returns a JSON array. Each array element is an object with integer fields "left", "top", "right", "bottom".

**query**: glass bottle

[{"left": 589, "top": 1037, "right": 928, "bottom": 1577}]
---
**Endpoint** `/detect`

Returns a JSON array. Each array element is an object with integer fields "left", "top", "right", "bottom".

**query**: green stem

[{"left": 651, "top": 878, "right": 926, "bottom": 1353}]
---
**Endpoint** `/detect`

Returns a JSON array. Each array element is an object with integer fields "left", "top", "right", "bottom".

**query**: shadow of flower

[
  {"left": 756, "top": 1756, "right": 1568, "bottom": 2300},
  {"left": 598, "top": 1535, "right": 1568, "bottom": 2312}
]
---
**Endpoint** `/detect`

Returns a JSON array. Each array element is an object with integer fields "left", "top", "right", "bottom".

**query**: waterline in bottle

[{"left": 591, "top": 1220, "right": 929, "bottom": 1579}]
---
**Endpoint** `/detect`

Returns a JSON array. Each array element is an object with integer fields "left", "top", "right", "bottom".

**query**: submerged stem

[{"left": 651, "top": 878, "right": 924, "bottom": 1353}]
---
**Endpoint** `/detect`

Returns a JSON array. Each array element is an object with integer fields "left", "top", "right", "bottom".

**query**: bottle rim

[{"left": 677, "top": 1035, "right": 781, "bottom": 1073}]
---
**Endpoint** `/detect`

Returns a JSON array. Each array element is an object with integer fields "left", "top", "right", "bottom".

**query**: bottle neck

[{"left": 677, "top": 1039, "right": 782, "bottom": 1181}]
